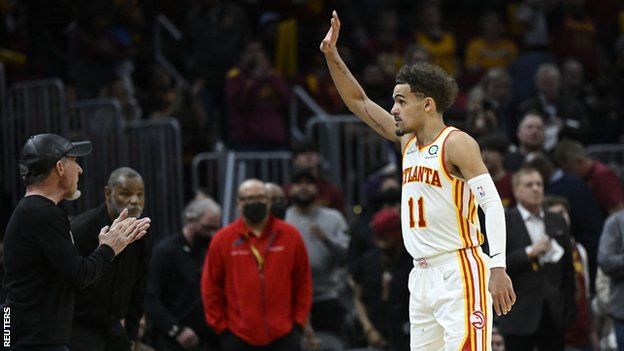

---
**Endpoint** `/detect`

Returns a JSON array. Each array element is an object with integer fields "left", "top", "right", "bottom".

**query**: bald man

[
  {"left": 265, "top": 182, "right": 287, "bottom": 219},
  {"left": 201, "top": 179, "right": 312, "bottom": 351}
]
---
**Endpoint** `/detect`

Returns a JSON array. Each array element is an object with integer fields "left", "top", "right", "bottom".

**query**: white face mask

[{"left": 65, "top": 190, "right": 81, "bottom": 201}]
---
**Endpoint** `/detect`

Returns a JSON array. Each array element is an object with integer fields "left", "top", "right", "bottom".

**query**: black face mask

[
  {"left": 271, "top": 201, "right": 287, "bottom": 219},
  {"left": 291, "top": 194, "right": 316, "bottom": 208},
  {"left": 243, "top": 202, "right": 269, "bottom": 224}
]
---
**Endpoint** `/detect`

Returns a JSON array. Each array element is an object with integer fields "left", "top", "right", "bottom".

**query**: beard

[
  {"left": 395, "top": 127, "right": 406, "bottom": 136},
  {"left": 291, "top": 194, "right": 316, "bottom": 208}
]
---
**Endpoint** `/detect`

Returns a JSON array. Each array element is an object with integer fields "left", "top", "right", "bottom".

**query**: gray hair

[
  {"left": 107, "top": 167, "right": 142, "bottom": 188},
  {"left": 183, "top": 197, "right": 221, "bottom": 226},
  {"left": 536, "top": 63, "right": 560, "bottom": 81}
]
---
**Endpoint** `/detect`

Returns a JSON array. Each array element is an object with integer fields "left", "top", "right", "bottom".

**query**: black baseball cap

[{"left": 19, "top": 134, "right": 92, "bottom": 177}]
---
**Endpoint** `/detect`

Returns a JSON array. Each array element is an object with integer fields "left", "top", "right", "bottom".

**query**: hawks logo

[{"left": 470, "top": 310, "right": 485, "bottom": 330}]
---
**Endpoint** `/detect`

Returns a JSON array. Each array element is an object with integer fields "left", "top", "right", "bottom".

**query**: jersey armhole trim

[
  {"left": 440, "top": 129, "right": 460, "bottom": 181},
  {"left": 402, "top": 135, "right": 417, "bottom": 158}
]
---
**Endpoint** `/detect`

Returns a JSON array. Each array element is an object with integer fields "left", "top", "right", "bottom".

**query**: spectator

[
  {"left": 359, "top": 9, "right": 406, "bottom": 72},
  {"left": 402, "top": 44, "right": 431, "bottom": 67},
  {"left": 71, "top": 167, "right": 151, "bottom": 351},
  {"left": 186, "top": 0, "right": 250, "bottom": 144},
  {"left": 145, "top": 198, "right": 222, "bottom": 351},
  {"left": 265, "top": 182, "right": 288, "bottom": 220},
  {"left": 464, "top": 11, "right": 518, "bottom": 80},
  {"left": 514, "top": 0, "right": 551, "bottom": 49},
  {"left": 68, "top": 6, "right": 138, "bottom": 99},
  {"left": 492, "top": 325, "right": 506, "bottom": 351},
  {"left": 515, "top": 63, "right": 590, "bottom": 149},
  {"left": 413, "top": 1, "right": 458, "bottom": 77},
  {"left": 465, "top": 85, "right": 501, "bottom": 139},
  {"left": 3, "top": 134, "right": 149, "bottom": 349},
  {"left": 201, "top": 179, "right": 312, "bottom": 351},
  {"left": 547, "top": 0, "right": 599, "bottom": 76},
  {"left": 478, "top": 133, "right": 515, "bottom": 207},
  {"left": 504, "top": 112, "right": 545, "bottom": 172},
  {"left": 479, "top": 68, "right": 515, "bottom": 137},
  {"left": 543, "top": 196, "right": 597, "bottom": 351},
  {"left": 498, "top": 167, "right": 576, "bottom": 351},
  {"left": 288, "top": 141, "right": 346, "bottom": 213},
  {"left": 598, "top": 210, "right": 624, "bottom": 351},
  {"left": 225, "top": 41, "right": 291, "bottom": 150},
  {"left": 350, "top": 208, "right": 411, "bottom": 351},
  {"left": 525, "top": 152, "right": 603, "bottom": 289},
  {"left": 553, "top": 139, "right": 624, "bottom": 217},
  {"left": 285, "top": 170, "right": 350, "bottom": 351}
]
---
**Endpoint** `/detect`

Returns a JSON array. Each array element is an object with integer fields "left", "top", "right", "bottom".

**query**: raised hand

[{"left": 320, "top": 11, "right": 341, "bottom": 53}]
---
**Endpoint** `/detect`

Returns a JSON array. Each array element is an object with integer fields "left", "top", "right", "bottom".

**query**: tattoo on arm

[{"left": 333, "top": 59, "right": 387, "bottom": 133}]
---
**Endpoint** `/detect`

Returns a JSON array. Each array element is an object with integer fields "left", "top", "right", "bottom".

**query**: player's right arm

[{"left": 320, "top": 11, "right": 400, "bottom": 143}]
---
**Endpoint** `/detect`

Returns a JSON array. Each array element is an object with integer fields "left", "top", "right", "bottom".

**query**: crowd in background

[{"left": 2, "top": 0, "right": 624, "bottom": 350}]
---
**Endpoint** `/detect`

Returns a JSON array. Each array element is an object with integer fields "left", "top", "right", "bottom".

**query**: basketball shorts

[{"left": 408, "top": 246, "right": 492, "bottom": 351}]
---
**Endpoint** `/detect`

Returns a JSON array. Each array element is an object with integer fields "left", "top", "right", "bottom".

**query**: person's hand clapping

[{"left": 98, "top": 208, "right": 151, "bottom": 255}]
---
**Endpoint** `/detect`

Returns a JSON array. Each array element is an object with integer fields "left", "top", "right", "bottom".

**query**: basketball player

[{"left": 320, "top": 11, "right": 515, "bottom": 350}]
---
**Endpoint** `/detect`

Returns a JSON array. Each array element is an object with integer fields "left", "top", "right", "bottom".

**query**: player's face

[
  {"left": 106, "top": 176, "right": 145, "bottom": 218},
  {"left": 513, "top": 171, "right": 544, "bottom": 210},
  {"left": 390, "top": 84, "right": 430, "bottom": 136}
]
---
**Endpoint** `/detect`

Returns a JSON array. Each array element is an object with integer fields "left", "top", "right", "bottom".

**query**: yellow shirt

[
  {"left": 415, "top": 32, "right": 458, "bottom": 76},
  {"left": 464, "top": 38, "right": 518, "bottom": 70}
]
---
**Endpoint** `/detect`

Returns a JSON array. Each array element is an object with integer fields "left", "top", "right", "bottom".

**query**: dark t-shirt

[{"left": 3, "top": 195, "right": 114, "bottom": 347}]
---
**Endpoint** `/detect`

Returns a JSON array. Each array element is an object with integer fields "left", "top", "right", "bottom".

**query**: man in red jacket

[{"left": 201, "top": 178, "right": 312, "bottom": 350}]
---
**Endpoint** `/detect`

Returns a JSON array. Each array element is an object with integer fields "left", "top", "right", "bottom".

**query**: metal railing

[
  {"left": 153, "top": 14, "right": 190, "bottom": 90},
  {"left": 191, "top": 151, "right": 228, "bottom": 205},
  {"left": 289, "top": 85, "right": 328, "bottom": 143},
  {"left": 305, "top": 115, "right": 396, "bottom": 212},
  {"left": 66, "top": 98, "right": 127, "bottom": 214},
  {"left": 222, "top": 151, "right": 292, "bottom": 224},
  {"left": 2, "top": 79, "right": 67, "bottom": 205},
  {"left": 125, "top": 118, "right": 185, "bottom": 240}
]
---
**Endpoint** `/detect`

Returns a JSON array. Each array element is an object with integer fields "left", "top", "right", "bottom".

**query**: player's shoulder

[{"left": 444, "top": 128, "right": 478, "bottom": 150}]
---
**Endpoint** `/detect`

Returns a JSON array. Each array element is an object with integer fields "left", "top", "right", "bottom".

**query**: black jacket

[
  {"left": 144, "top": 234, "right": 217, "bottom": 346},
  {"left": 498, "top": 207, "right": 576, "bottom": 335},
  {"left": 3, "top": 195, "right": 114, "bottom": 347},
  {"left": 71, "top": 204, "right": 151, "bottom": 342}
]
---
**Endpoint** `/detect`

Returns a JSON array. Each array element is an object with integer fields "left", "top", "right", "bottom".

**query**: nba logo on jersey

[{"left": 477, "top": 185, "right": 486, "bottom": 197}]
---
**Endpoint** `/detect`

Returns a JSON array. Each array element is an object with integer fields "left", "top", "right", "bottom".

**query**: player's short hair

[
  {"left": 552, "top": 139, "right": 586, "bottom": 166},
  {"left": 512, "top": 166, "right": 542, "bottom": 188},
  {"left": 395, "top": 63, "right": 458, "bottom": 112},
  {"left": 183, "top": 197, "right": 221, "bottom": 226},
  {"left": 107, "top": 167, "right": 142, "bottom": 188}
]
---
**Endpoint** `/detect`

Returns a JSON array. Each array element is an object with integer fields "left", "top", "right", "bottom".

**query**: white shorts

[{"left": 408, "top": 247, "right": 492, "bottom": 351}]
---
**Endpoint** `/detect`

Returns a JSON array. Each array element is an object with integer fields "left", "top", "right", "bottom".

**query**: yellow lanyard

[{"left": 242, "top": 232, "right": 266, "bottom": 271}]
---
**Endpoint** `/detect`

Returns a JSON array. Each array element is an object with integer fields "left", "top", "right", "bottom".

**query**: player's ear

[{"left": 424, "top": 97, "right": 435, "bottom": 112}]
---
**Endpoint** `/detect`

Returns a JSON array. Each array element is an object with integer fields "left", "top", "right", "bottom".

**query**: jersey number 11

[{"left": 408, "top": 196, "right": 427, "bottom": 228}]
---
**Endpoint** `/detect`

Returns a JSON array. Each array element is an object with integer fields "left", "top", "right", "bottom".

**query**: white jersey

[{"left": 401, "top": 126, "right": 484, "bottom": 260}]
